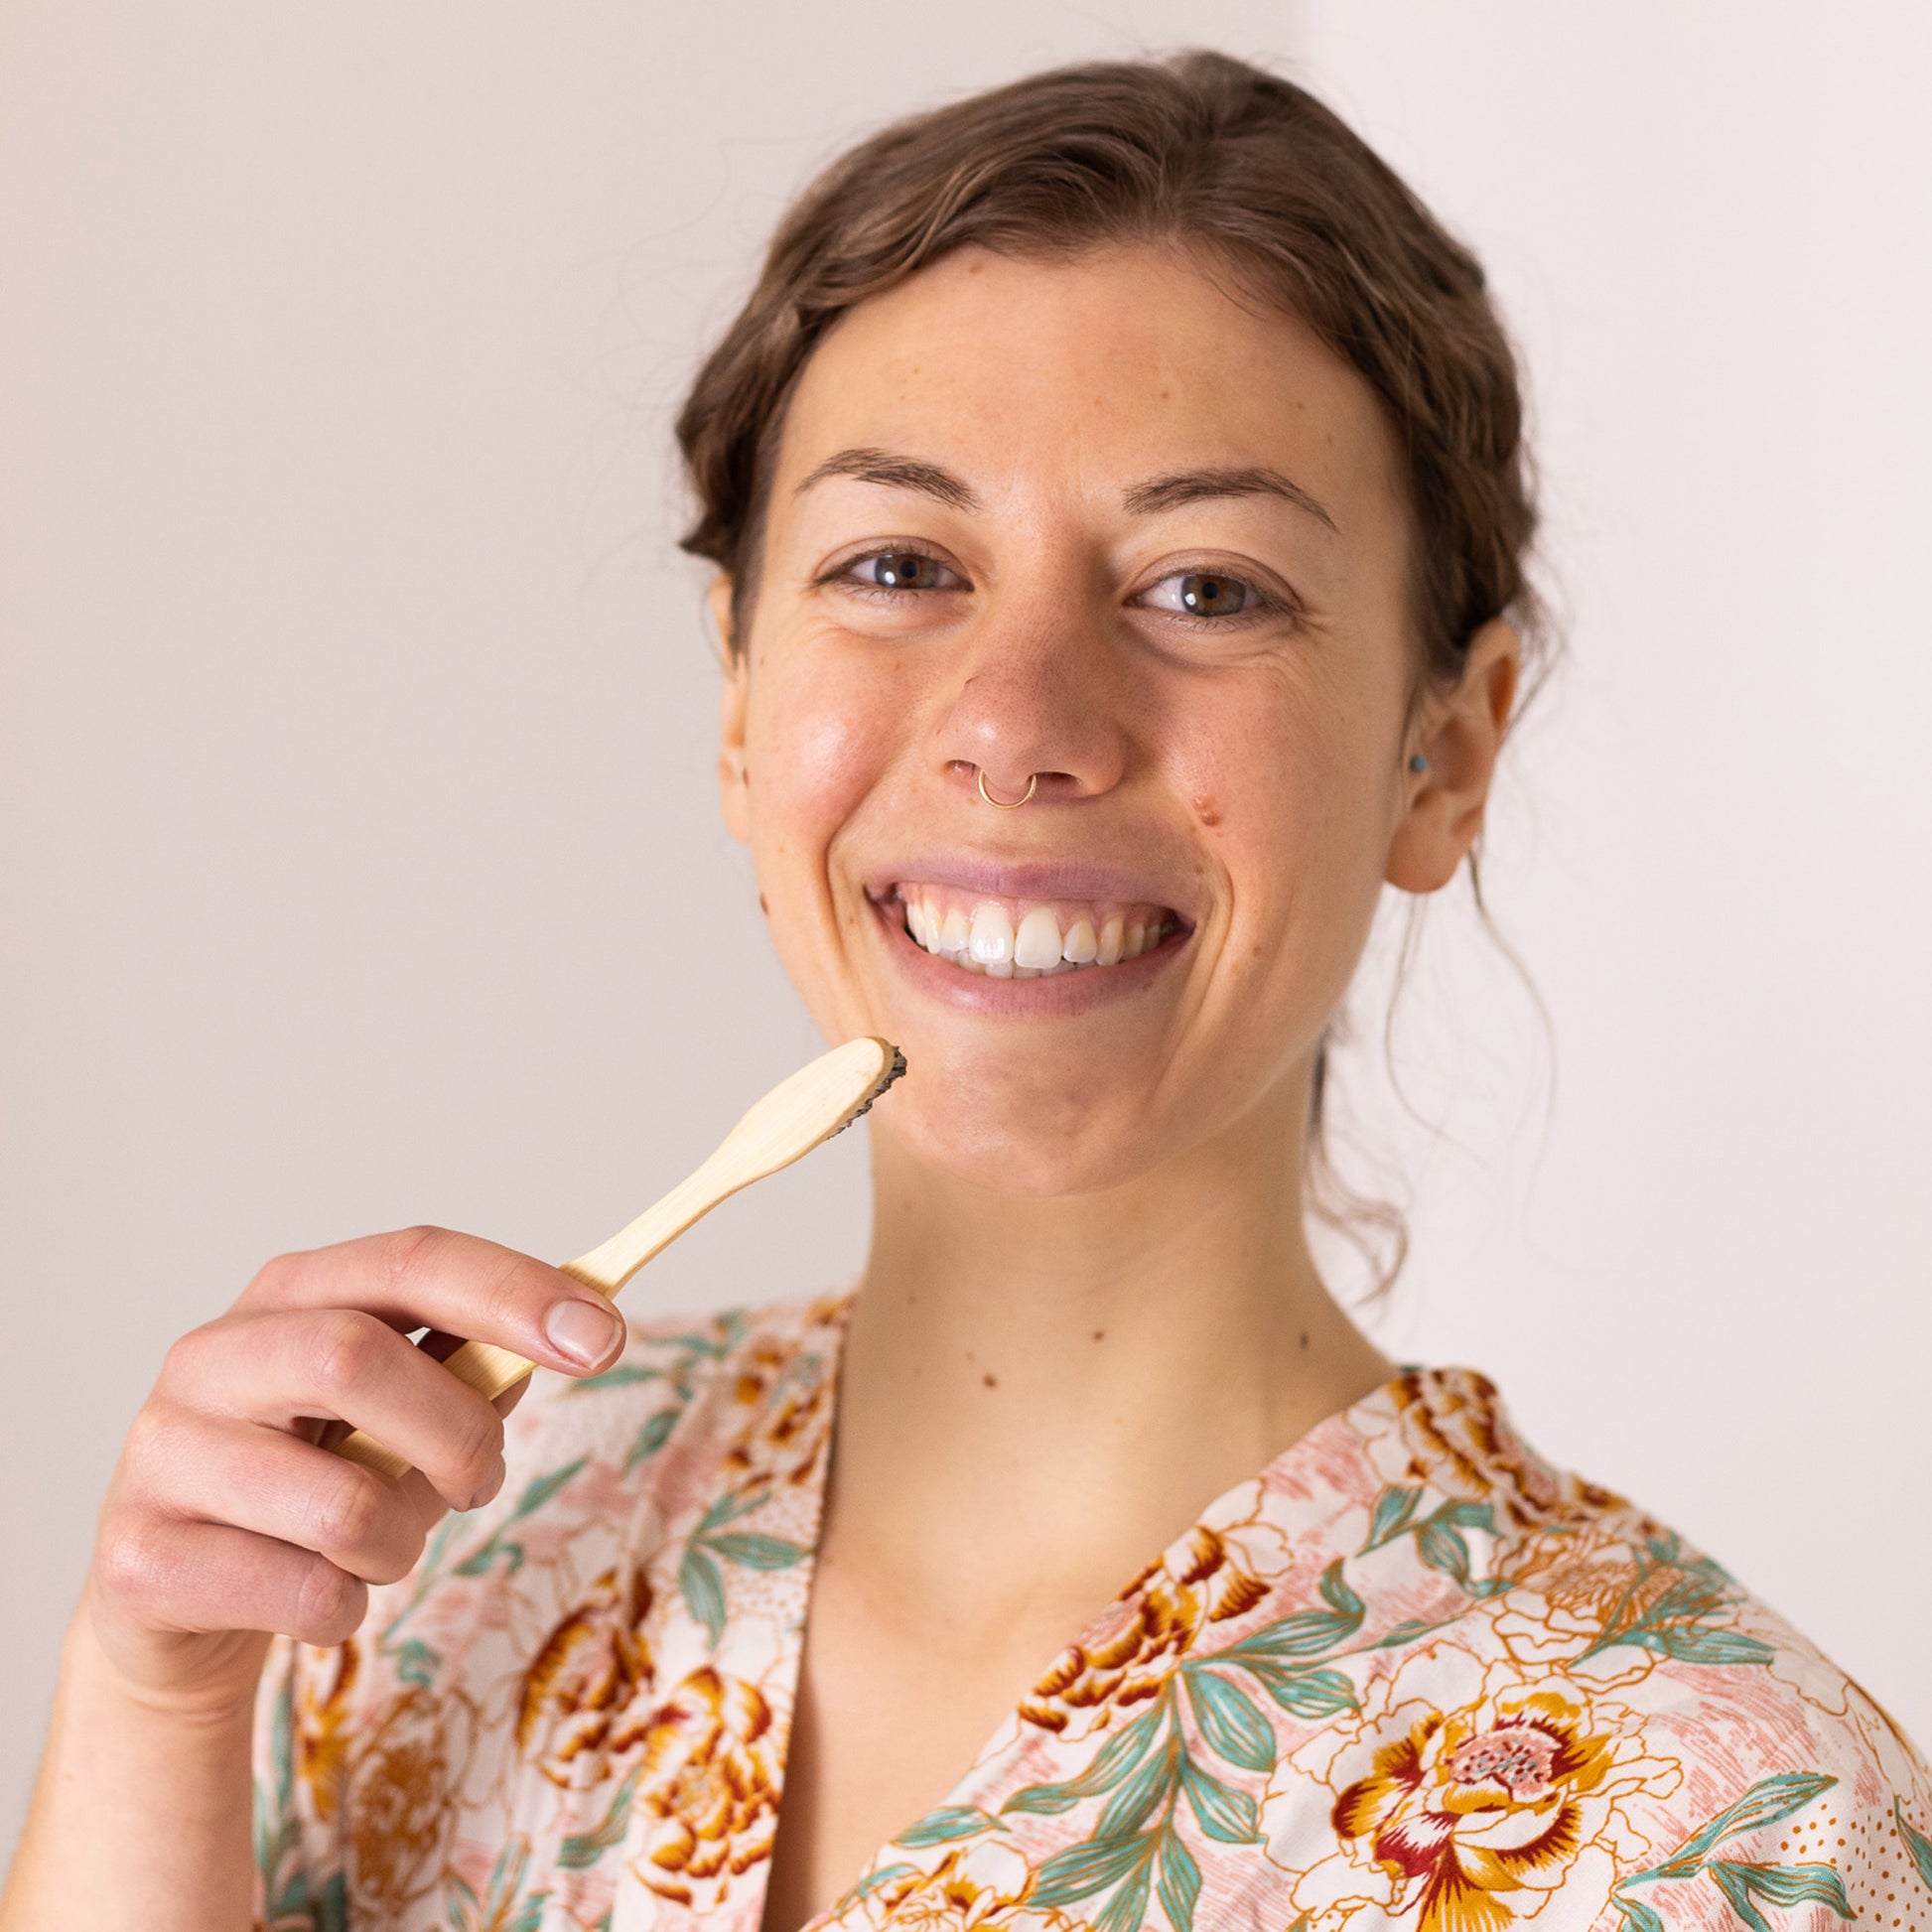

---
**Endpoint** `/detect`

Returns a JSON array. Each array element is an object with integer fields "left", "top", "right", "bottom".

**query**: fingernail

[
  {"left": 543, "top": 1298, "right": 623, "bottom": 1369},
  {"left": 468, "top": 1453, "right": 507, "bottom": 1511}
]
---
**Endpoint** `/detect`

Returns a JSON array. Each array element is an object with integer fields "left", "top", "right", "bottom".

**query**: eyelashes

[{"left": 816, "top": 543, "right": 1302, "bottom": 630}]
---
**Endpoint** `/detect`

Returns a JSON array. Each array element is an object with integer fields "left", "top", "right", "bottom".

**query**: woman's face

[{"left": 716, "top": 242, "right": 1510, "bottom": 1196}]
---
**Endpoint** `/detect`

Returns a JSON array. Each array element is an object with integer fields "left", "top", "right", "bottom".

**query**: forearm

[{"left": 1, "top": 1609, "right": 260, "bottom": 1932}]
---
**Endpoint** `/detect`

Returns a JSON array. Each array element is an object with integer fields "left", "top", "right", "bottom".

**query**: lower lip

[{"left": 866, "top": 895, "right": 1191, "bottom": 1017}]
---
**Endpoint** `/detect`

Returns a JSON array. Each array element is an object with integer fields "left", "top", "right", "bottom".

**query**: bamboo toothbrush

[{"left": 325, "top": 1035, "right": 905, "bottom": 1480}]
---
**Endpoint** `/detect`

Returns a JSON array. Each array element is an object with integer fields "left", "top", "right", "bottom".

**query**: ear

[
  {"left": 1385, "top": 619, "right": 1520, "bottom": 894},
  {"left": 711, "top": 577, "right": 752, "bottom": 845}
]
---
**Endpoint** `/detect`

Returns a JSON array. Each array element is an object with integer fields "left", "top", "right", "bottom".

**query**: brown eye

[
  {"left": 1176, "top": 571, "right": 1247, "bottom": 617},
  {"left": 1136, "top": 568, "right": 1268, "bottom": 621},
  {"left": 854, "top": 551, "right": 960, "bottom": 591}
]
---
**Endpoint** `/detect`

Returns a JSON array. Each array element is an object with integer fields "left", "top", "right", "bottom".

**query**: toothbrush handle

[{"left": 325, "top": 1180, "right": 720, "bottom": 1480}]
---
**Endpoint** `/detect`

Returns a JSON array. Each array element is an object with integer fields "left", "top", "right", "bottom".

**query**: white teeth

[
  {"left": 1014, "top": 906, "right": 1063, "bottom": 970},
  {"left": 968, "top": 902, "right": 1015, "bottom": 965},
  {"left": 896, "top": 889, "right": 1177, "bottom": 978}
]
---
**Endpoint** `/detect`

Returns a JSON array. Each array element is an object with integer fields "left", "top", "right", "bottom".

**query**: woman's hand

[{"left": 81, "top": 1225, "right": 628, "bottom": 1716}]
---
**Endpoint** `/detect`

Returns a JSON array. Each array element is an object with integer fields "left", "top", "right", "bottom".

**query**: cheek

[{"left": 745, "top": 649, "right": 899, "bottom": 883}]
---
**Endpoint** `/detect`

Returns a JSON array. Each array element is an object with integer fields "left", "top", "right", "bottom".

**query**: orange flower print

[
  {"left": 292, "top": 1635, "right": 360, "bottom": 1825},
  {"left": 1271, "top": 1657, "right": 1679, "bottom": 1932},
  {"left": 827, "top": 1839, "right": 1092, "bottom": 1932},
  {"left": 1022, "top": 1491, "right": 1293, "bottom": 1741},
  {"left": 718, "top": 1309, "right": 842, "bottom": 1493},
  {"left": 516, "top": 1563, "right": 656, "bottom": 1786},
  {"left": 1366, "top": 1372, "right": 1621, "bottom": 1539},
  {"left": 839, "top": 1839, "right": 1034, "bottom": 1932},
  {"left": 346, "top": 1685, "right": 475, "bottom": 1923},
  {"left": 627, "top": 1665, "right": 783, "bottom": 1909}
]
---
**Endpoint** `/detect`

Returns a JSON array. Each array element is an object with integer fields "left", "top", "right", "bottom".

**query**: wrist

[{"left": 64, "top": 1591, "right": 268, "bottom": 1734}]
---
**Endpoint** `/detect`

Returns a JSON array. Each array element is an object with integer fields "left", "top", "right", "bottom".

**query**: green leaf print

[
  {"left": 679, "top": 1544, "right": 728, "bottom": 1648},
  {"left": 848, "top": 1863, "right": 921, "bottom": 1899},
  {"left": 1642, "top": 1773, "right": 1838, "bottom": 1878},
  {"left": 1003, "top": 1703, "right": 1168, "bottom": 1815},
  {"left": 392, "top": 1637, "right": 441, "bottom": 1690},
  {"left": 1095, "top": 1738, "right": 1180, "bottom": 1841},
  {"left": 696, "top": 1487, "right": 771, "bottom": 1535},
  {"left": 557, "top": 1763, "right": 643, "bottom": 1868},
  {"left": 1030, "top": 1832, "right": 1158, "bottom": 1907},
  {"left": 1361, "top": 1484, "right": 1423, "bottom": 1551},
  {"left": 1704, "top": 1860, "right": 1854, "bottom": 1932},
  {"left": 569, "top": 1361, "right": 662, "bottom": 1391},
  {"left": 1581, "top": 1542, "right": 1772, "bottom": 1668},
  {"left": 1609, "top": 1895, "right": 1666, "bottom": 1932},
  {"left": 1224, "top": 1559, "right": 1366, "bottom": 1662},
  {"left": 623, "top": 1407, "right": 680, "bottom": 1471},
  {"left": 704, "top": 1531, "right": 809, "bottom": 1570},
  {"left": 1156, "top": 1825, "right": 1203, "bottom": 1932},
  {"left": 506, "top": 1454, "right": 589, "bottom": 1524},
  {"left": 1244, "top": 1661, "right": 1358, "bottom": 1720},
  {"left": 1176, "top": 1752, "right": 1261, "bottom": 1845},
  {"left": 1094, "top": 1858, "right": 1154, "bottom": 1932},
  {"left": 1183, "top": 1668, "right": 1277, "bottom": 1773},
  {"left": 1897, "top": 1797, "right": 1932, "bottom": 1892},
  {"left": 893, "top": 1806, "right": 1005, "bottom": 1848}
]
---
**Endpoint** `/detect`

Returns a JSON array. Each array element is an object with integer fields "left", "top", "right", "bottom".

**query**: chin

[{"left": 882, "top": 1077, "right": 1182, "bottom": 1199}]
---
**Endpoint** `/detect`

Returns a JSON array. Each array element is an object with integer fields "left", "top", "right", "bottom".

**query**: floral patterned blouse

[{"left": 252, "top": 1292, "right": 1932, "bottom": 1932}]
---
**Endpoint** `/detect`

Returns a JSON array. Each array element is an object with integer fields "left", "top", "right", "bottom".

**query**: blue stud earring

[{"left": 1409, "top": 754, "right": 1429, "bottom": 772}]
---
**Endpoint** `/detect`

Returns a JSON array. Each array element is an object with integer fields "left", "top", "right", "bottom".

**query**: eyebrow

[
  {"left": 1122, "top": 465, "right": 1338, "bottom": 533},
  {"left": 793, "top": 447, "right": 1337, "bottom": 534},
  {"left": 793, "top": 447, "right": 983, "bottom": 512}
]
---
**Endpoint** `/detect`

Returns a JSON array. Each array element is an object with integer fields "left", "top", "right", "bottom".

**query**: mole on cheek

[
  {"left": 759, "top": 893, "right": 768, "bottom": 915},
  {"left": 1193, "top": 794, "right": 1222, "bottom": 829}
]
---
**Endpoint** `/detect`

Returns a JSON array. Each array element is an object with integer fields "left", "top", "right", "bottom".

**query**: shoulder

[{"left": 1328, "top": 1367, "right": 1932, "bottom": 1930}]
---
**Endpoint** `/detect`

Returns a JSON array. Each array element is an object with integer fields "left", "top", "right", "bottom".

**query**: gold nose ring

[{"left": 977, "top": 767, "right": 1037, "bottom": 810}]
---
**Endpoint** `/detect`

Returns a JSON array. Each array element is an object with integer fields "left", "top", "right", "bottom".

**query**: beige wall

[{"left": 4, "top": 0, "right": 1927, "bottom": 1849}]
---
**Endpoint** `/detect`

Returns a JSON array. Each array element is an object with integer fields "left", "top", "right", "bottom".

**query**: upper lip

[{"left": 863, "top": 853, "right": 1198, "bottom": 922}]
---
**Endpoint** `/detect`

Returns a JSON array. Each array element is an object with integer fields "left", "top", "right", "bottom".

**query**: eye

[
  {"left": 1137, "top": 569, "right": 1264, "bottom": 620},
  {"left": 838, "top": 549, "right": 966, "bottom": 593}
]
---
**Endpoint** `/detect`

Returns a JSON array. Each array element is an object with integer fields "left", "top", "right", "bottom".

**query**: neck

[{"left": 827, "top": 1070, "right": 1393, "bottom": 1608}]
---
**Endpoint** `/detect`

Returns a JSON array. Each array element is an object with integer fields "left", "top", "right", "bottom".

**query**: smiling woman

[{"left": 3, "top": 47, "right": 1927, "bottom": 1932}]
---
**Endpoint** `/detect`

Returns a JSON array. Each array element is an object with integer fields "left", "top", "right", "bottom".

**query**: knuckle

[
  {"left": 295, "top": 1558, "right": 365, "bottom": 1642},
  {"left": 120, "top": 1402, "right": 189, "bottom": 1483},
  {"left": 377, "top": 1224, "right": 449, "bottom": 1299},
  {"left": 443, "top": 1397, "right": 504, "bottom": 1485},
  {"left": 157, "top": 1319, "right": 221, "bottom": 1391},
  {"left": 308, "top": 1464, "right": 390, "bottom": 1557},
  {"left": 308, "top": 1309, "right": 390, "bottom": 1398},
  {"left": 242, "top": 1248, "right": 303, "bottom": 1307},
  {"left": 94, "top": 1510, "right": 170, "bottom": 1608}
]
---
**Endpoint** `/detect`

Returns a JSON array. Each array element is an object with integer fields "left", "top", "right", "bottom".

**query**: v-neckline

[{"left": 745, "top": 1291, "right": 1413, "bottom": 1932}]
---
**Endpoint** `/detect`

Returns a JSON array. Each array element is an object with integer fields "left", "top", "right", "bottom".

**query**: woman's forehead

[{"left": 771, "top": 242, "right": 1404, "bottom": 522}]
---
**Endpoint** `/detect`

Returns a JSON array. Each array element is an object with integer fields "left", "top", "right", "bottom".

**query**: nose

[{"left": 928, "top": 593, "right": 1130, "bottom": 806}]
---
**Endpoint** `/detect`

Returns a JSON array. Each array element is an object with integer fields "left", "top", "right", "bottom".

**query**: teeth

[
  {"left": 896, "top": 889, "right": 1178, "bottom": 979},
  {"left": 968, "top": 902, "right": 1015, "bottom": 965},
  {"left": 1014, "top": 906, "right": 1063, "bottom": 970}
]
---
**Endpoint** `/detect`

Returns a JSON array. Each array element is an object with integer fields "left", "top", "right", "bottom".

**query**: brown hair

[{"left": 674, "top": 50, "right": 1554, "bottom": 1294}]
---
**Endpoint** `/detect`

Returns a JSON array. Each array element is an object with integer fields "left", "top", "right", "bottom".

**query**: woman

[{"left": 5, "top": 50, "right": 1926, "bottom": 1932}]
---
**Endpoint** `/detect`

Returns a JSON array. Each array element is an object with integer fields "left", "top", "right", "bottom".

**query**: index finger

[{"left": 238, "top": 1226, "right": 627, "bottom": 1378}]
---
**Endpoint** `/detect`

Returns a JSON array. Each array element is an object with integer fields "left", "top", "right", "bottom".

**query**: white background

[{"left": 4, "top": 0, "right": 1927, "bottom": 1851}]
